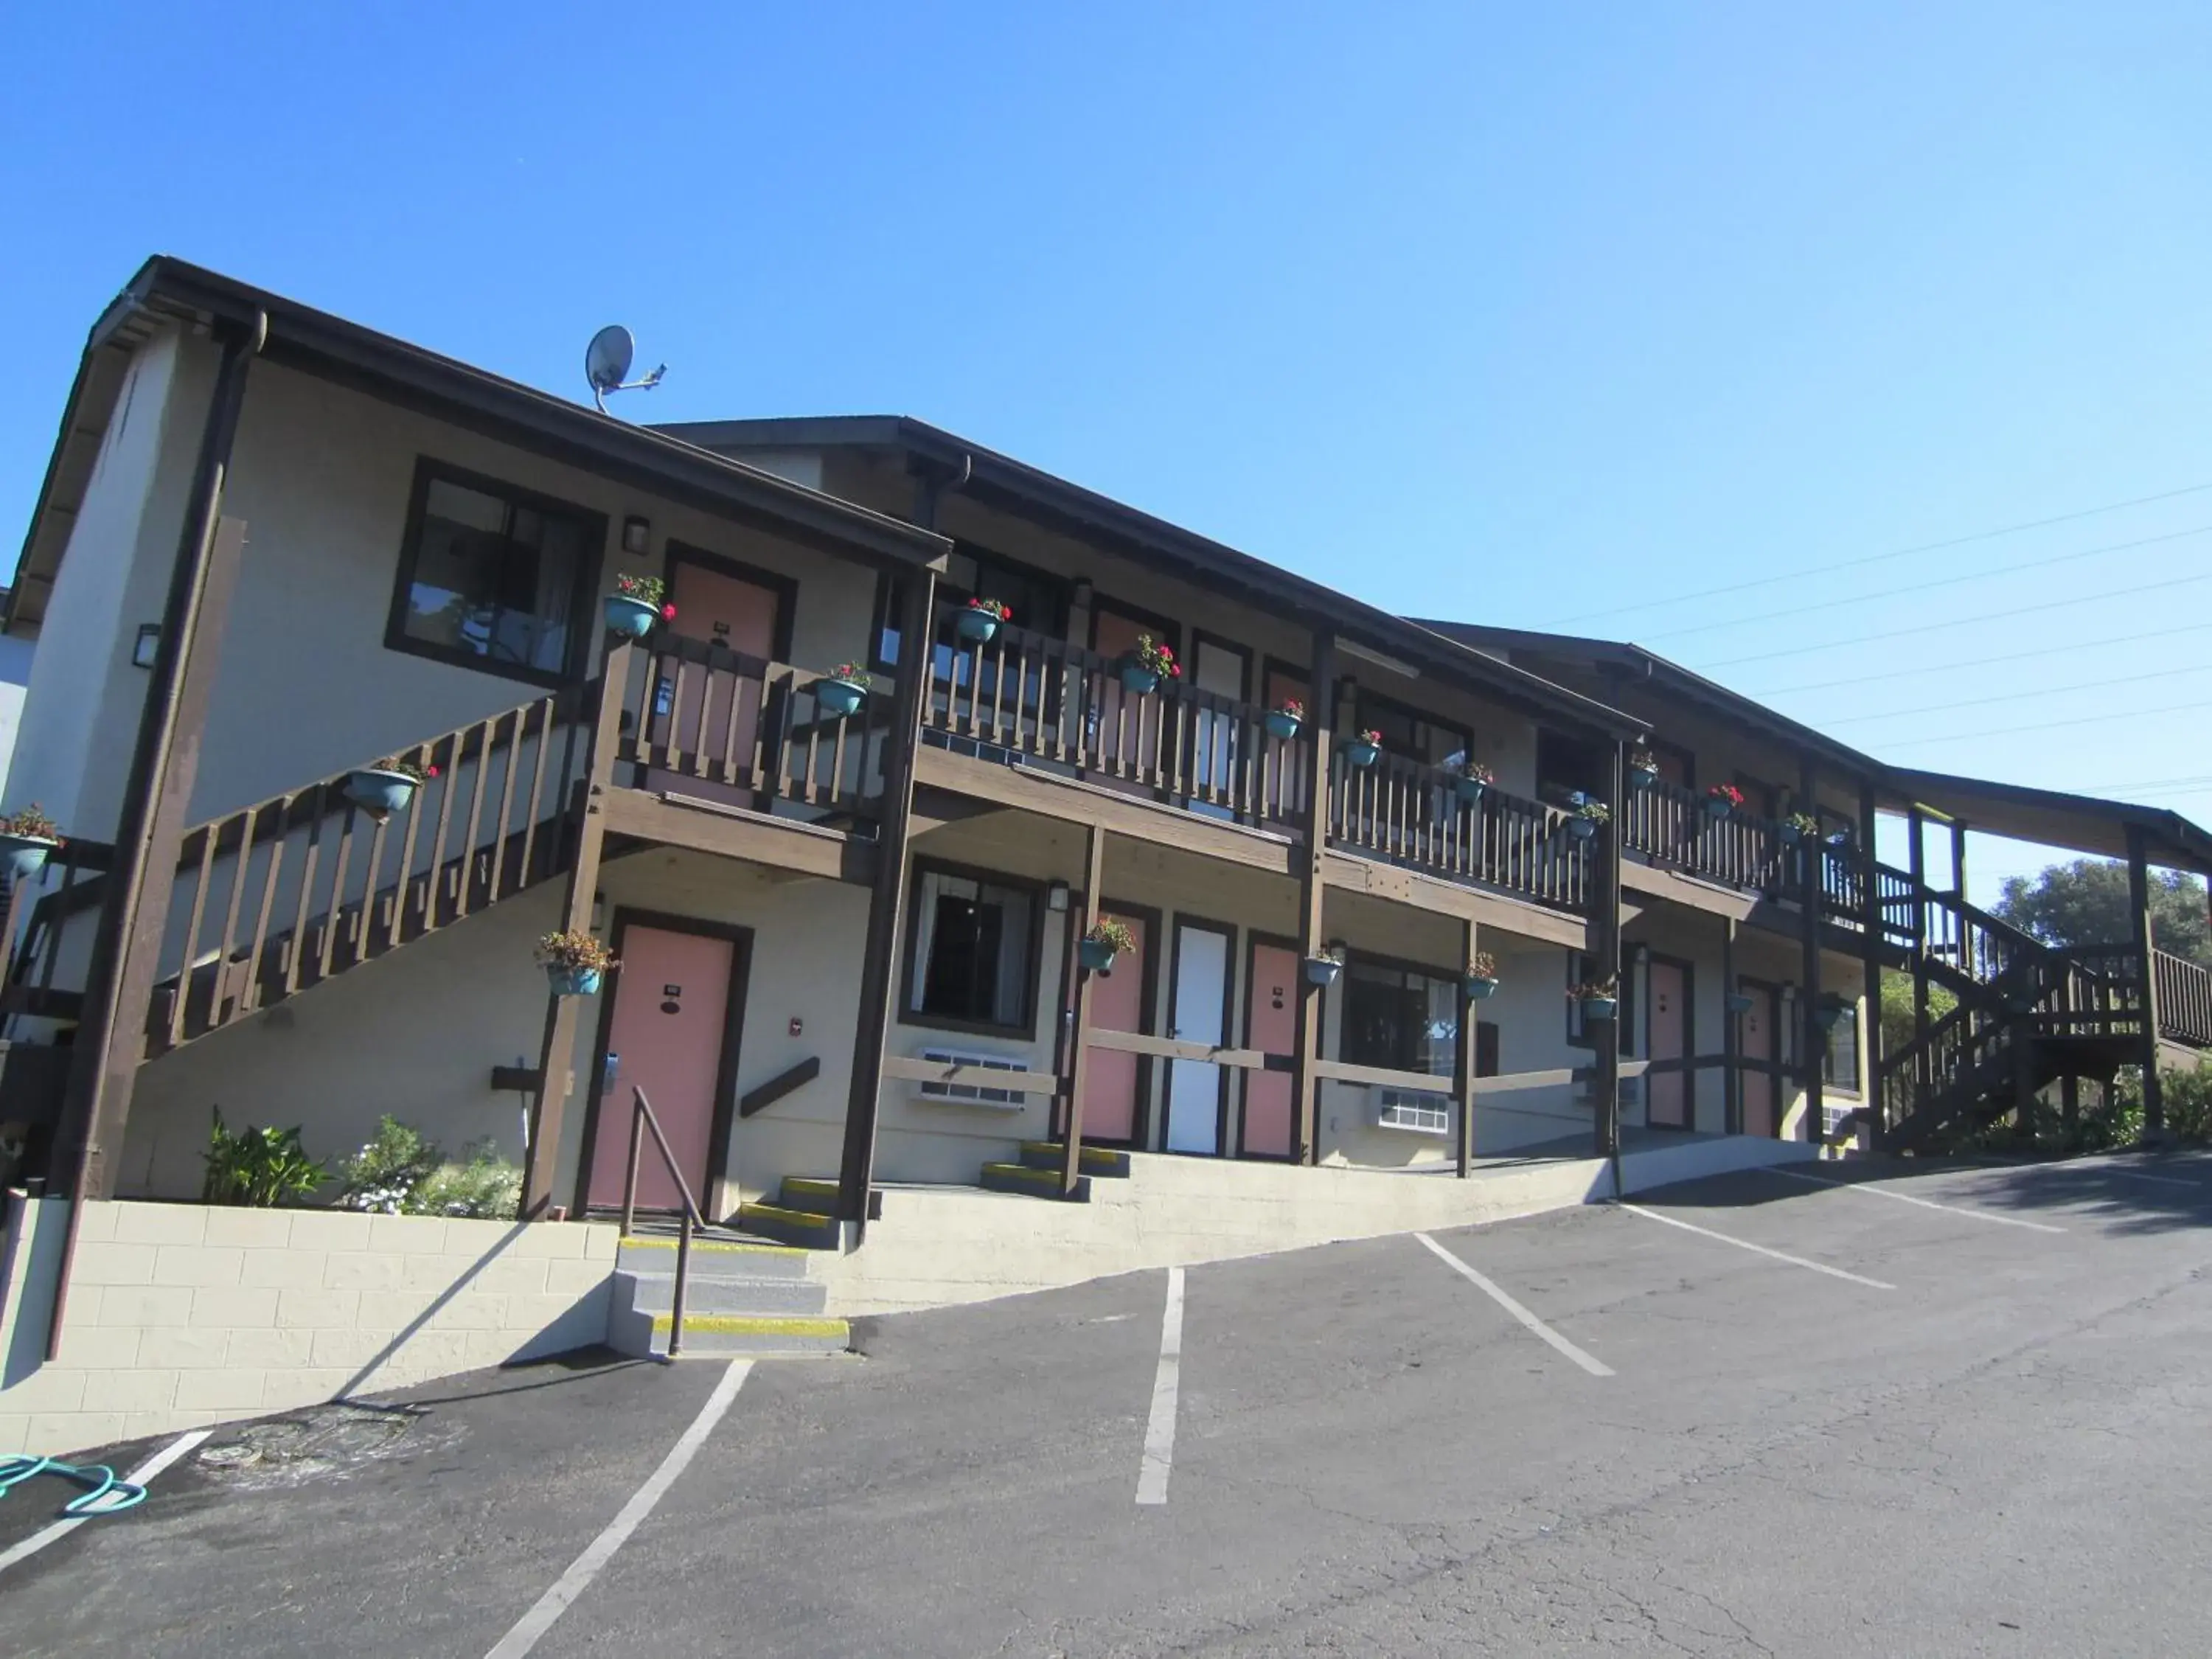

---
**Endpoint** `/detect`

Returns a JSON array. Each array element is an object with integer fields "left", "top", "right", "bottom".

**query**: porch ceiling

[{"left": 1882, "top": 768, "right": 2212, "bottom": 875}]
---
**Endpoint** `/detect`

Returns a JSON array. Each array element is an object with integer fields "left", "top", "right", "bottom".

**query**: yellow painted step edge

[
  {"left": 982, "top": 1163, "right": 1069, "bottom": 1183},
  {"left": 736, "top": 1203, "right": 837, "bottom": 1228},
  {"left": 621, "top": 1236, "right": 807, "bottom": 1258},
  {"left": 649, "top": 1314, "right": 849, "bottom": 1338}
]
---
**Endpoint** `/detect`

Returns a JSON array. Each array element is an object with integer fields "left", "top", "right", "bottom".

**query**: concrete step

[
  {"left": 733, "top": 1201, "right": 841, "bottom": 1251},
  {"left": 778, "top": 1176, "right": 881, "bottom": 1220},
  {"left": 608, "top": 1302, "right": 850, "bottom": 1360},
  {"left": 979, "top": 1162, "right": 1091, "bottom": 1203},
  {"left": 614, "top": 1268, "right": 830, "bottom": 1318},
  {"left": 1018, "top": 1141, "right": 1132, "bottom": 1178},
  {"left": 616, "top": 1235, "right": 813, "bottom": 1280}
]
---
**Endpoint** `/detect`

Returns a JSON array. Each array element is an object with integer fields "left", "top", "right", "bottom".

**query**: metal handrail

[{"left": 619, "top": 1085, "right": 705, "bottom": 1357}]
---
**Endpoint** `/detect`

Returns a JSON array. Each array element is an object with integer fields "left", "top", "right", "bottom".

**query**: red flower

[
  {"left": 661, "top": 603, "right": 678, "bottom": 621},
  {"left": 425, "top": 765, "right": 439, "bottom": 779}
]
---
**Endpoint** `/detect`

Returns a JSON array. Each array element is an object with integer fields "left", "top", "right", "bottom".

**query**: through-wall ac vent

[
  {"left": 917, "top": 1048, "right": 1031, "bottom": 1109},
  {"left": 1375, "top": 1089, "right": 1451, "bottom": 1135}
]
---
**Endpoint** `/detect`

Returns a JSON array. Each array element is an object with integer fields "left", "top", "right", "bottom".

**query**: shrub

[
  {"left": 339, "top": 1116, "right": 445, "bottom": 1214},
  {"left": 411, "top": 1141, "right": 522, "bottom": 1220},
  {"left": 201, "top": 1108, "right": 327, "bottom": 1207}
]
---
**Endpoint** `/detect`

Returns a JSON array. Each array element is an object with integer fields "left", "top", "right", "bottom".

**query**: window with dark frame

[
  {"left": 903, "top": 866, "right": 1040, "bottom": 1034},
  {"left": 386, "top": 462, "right": 599, "bottom": 684},
  {"left": 1355, "top": 691, "right": 1471, "bottom": 770},
  {"left": 1342, "top": 959, "right": 1460, "bottom": 1079},
  {"left": 1537, "top": 729, "right": 1608, "bottom": 809},
  {"left": 871, "top": 542, "right": 1071, "bottom": 675},
  {"left": 1823, "top": 1001, "right": 1862, "bottom": 1093}
]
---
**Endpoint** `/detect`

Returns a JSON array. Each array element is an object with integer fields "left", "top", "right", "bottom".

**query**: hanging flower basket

[
  {"left": 605, "top": 574, "right": 673, "bottom": 640},
  {"left": 1079, "top": 917, "right": 1135, "bottom": 974},
  {"left": 816, "top": 664, "right": 870, "bottom": 719},
  {"left": 344, "top": 760, "right": 437, "bottom": 822},
  {"left": 1568, "top": 798, "right": 1609, "bottom": 841},
  {"left": 1346, "top": 729, "right": 1383, "bottom": 769},
  {"left": 1571, "top": 978, "right": 1620, "bottom": 1022},
  {"left": 1629, "top": 749, "right": 1660, "bottom": 790},
  {"left": 1447, "top": 757, "right": 1494, "bottom": 804},
  {"left": 0, "top": 805, "right": 63, "bottom": 883},
  {"left": 1704, "top": 783, "right": 1745, "bottom": 821},
  {"left": 1265, "top": 698, "right": 1304, "bottom": 742},
  {"left": 1304, "top": 950, "right": 1345, "bottom": 987},
  {"left": 1812, "top": 995, "right": 1851, "bottom": 1033},
  {"left": 538, "top": 930, "right": 617, "bottom": 998},
  {"left": 1779, "top": 812, "right": 1820, "bottom": 846},
  {"left": 957, "top": 597, "right": 1010, "bottom": 644},
  {"left": 1120, "top": 634, "right": 1180, "bottom": 696},
  {"left": 1726, "top": 992, "right": 1756, "bottom": 1015},
  {"left": 1465, "top": 951, "right": 1500, "bottom": 1001}
]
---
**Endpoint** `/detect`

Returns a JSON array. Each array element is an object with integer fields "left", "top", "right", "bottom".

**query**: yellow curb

[
  {"left": 621, "top": 1236, "right": 808, "bottom": 1258},
  {"left": 650, "top": 1314, "right": 849, "bottom": 1338}
]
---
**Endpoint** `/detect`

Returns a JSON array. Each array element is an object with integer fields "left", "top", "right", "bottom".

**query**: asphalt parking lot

[{"left": 6, "top": 1155, "right": 2212, "bottom": 1657}]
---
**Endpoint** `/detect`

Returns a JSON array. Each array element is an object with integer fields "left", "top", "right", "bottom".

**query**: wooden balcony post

[
  {"left": 521, "top": 638, "right": 632, "bottom": 1218},
  {"left": 1857, "top": 777, "right": 1884, "bottom": 1146},
  {"left": 1454, "top": 918, "right": 1477, "bottom": 1178},
  {"left": 2126, "top": 824, "right": 2165, "bottom": 1137},
  {"left": 1721, "top": 914, "right": 1741, "bottom": 1135},
  {"left": 1798, "top": 754, "right": 1826, "bottom": 1147},
  {"left": 1950, "top": 818, "right": 1969, "bottom": 899},
  {"left": 836, "top": 566, "right": 939, "bottom": 1228},
  {"left": 54, "top": 327, "right": 260, "bottom": 1219},
  {"left": 1591, "top": 742, "right": 1624, "bottom": 1168},
  {"left": 1907, "top": 804, "right": 1930, "bottom": 1099},
  {"left": 1060, "top": 822, "right": 1106, "bottom": 1197},
  {"left": 1292, "top": 630, "right": 1338, "bottom": 1165}
]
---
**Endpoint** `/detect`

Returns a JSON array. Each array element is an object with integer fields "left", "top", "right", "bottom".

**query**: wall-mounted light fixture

[
  {"left": 131, "top": 624, "right": 161, "bottom": 669},
  {"left": 622, "top": 515, "right": 651, "bottom": 556},
  {"left": 1632, "top": 944, "right": 1651, "bottom": 965},
  {"left": 1047, "top": 880, "right": 1071, "bottom": 913}
]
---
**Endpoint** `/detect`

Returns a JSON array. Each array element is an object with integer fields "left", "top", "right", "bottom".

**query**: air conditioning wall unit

[{"left": 916, "top": 1048, "right": 1032, "bottom": 1110}]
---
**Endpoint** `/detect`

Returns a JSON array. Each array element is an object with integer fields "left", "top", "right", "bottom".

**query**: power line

[
  {"left": 1742, "top": 620, "right": 2212, "bottom": 698},
  {"left": 1691, "top": 569, "right": 2212, "bottom": 671},
  {"left": 1540, "top": 478, "right": 2212, "bottom": 627},
  {"left": 2079, "top": 771, "right": 2212, "bottom": 793},
  {"left": 1639, "top": 524, "right": 2212, "bottom": 645},
  {"left": 1875, "top": 695, "right": 2212, "bottom": 751},
  {"left": 1818, "top": 662, "right": 2212, "bottom": 727}
]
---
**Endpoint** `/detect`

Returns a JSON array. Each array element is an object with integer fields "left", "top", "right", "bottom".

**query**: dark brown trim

[
  {"left": 382, "top": 455, "right": 608, "bottom": 689},
  {"left": 1088, "top": 594, "right": 1182, "bottom": 659},
  {"left": 571, "top": 905, "right": 755, "bottom": 1220},
  {"left": 1641, "top": 950, "right": 1696, "bottom": 1131},
  {"left": 1160, "top": 911, "right": 1239, "bottom": 1157},
  {"left": 1234, "top": 928, "right": 1301, "bottom": 1162},
  {"left": 1186, "top": 627, "right": 1253, "bottom": 702},
  {"left": 1352, "top": 683, "right": 1473, "bottom": 767},
  {"left": 1736, "top": 973, "right": 1785, "bottom": 1140},
  {"left": 661, "top": 540, "right": 801, "bottom": 665},
  {"left": 740, "top": 1056, "right": 820, "bottom": 1119},
  {"left": 895, "top": 855, "right": 1051, "bottom": 1043}
]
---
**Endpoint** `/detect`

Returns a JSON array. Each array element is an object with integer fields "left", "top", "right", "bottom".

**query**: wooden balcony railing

[
  {"left": 2155, "top": 948, "right": 2212, "bottom": 1048},
  {"left": 1327, "top": 751, "right": 1587, "bottom": 911},
  {"left": 616, "top": 633, "right": 884, "bottom": 815},
  {"left": 921, "top": 614, "right": 1308, "bottom": 827},
  {"left": 1618, "top": 776, "right": 1785, "bottom": 891}
]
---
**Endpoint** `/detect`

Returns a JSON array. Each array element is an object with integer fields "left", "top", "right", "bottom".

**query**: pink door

[
  {"left": 1091, "top": 609, "right": 1164, "bottom": 785},
  {"left": 1241, "top": 942, "right": 1299, "bottom": 1158},
  {"left": 587, "top": 925, "right": 739, "bottom": 1211},
  {"left": 647, "top": 559, "right": 782, "bottom": 805},
  {"left": 1739, "top": 984, "right": 1775, "bottom": 1138},
  {"left": 1647, "top": 959, "right": 1689, "bottom": 1129},
  {"left": 1079, "top": 909, "right": 1149, "bottom": 1144}
]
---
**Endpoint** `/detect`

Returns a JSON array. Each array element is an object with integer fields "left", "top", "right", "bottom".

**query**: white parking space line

[
  {"left": 2051, "top": 1160, "right": 2207, "bottom": 1190},
  {"left": 1761, "top": 1166, "right": 2067, "bottom": 1233},
  {"left": 1135, "top": 1267, "right": 1185, "bottom": 1506},
  {"left": 0, "top": 1427, "right": 212, "bottom": 1577},
  {"left": 1621, "top": 1203, "right": 1897, "bottom": 1290},
  {"left": 484, "top": 1360, "right": 751, "bottom": 1659},
  {"left": 1416, "top": 1233, "right": 1613, "bottom": 1377}
]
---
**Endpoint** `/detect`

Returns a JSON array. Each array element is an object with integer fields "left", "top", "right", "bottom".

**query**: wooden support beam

[
  {"left": 1292, "top": 630, "right": 1338, "bottom": 1164},
  {"left": 1591, "top": 742, "right": 1625, "bottom": 1165},
  {"left": 523, "top": 636, "right": 632, "bottom": 1217},
  {"left": 1722, "top": 913, "right": 1741, "bottom": 1136},
  {"left": 1798, "top": 754, "right": 1826, "bottom": 1148},
  {"left": 2126, "top": 823, "right": 2166, "bottom": 1137},
  {"left": 55, "top": 330, "right": 257, "bottom": 1216},
  {"left": 1858, "top": 777, "right": 1884, "bottom": 1147},
  {"left": 1061, "top": 822, "right": 1105, "bottom": 1197},
  {"left": 1455, "top": 918, "right": 1477, "bottom": 1178},
  {"left": 837, "top": 564, "right": 939, "bottom": 1228},
  {"left": 1907, "top": 804, "right": 1930, "bottom": 1105},
  {"left": 1950, "top": 818, "right": 1969, "bottom": 899}
]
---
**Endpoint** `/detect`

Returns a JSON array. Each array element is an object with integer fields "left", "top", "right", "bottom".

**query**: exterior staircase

[
  {"left": 733, "top": 1141, "right": 1133, "bottom": 1250},
  {"left": 607, "top": 1232, "right": 849, "bottom": 1359},
  {"left": 1876, "top": 872, "right": 2143, "bottom": 1152}
]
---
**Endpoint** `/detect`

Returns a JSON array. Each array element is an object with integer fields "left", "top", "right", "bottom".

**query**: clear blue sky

[{"left": 6, "top": 2, "right": 2210, "bottom": 900}]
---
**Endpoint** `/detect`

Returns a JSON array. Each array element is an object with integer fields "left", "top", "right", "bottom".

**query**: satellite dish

[{"left": 584, "top": 325, "right": 667, "bottom": 414}]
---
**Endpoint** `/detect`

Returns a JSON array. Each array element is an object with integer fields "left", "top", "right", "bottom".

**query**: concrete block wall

[{"left": 0, "top": 1196, "right": 616, "bottom": 1457}]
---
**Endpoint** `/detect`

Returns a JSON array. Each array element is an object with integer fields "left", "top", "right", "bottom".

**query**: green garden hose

[{"left": 0, "top": 1453, "right": 147, "bottom": 1517}]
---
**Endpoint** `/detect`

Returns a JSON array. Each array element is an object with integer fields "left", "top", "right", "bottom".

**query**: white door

[
  {"left": 1164, "top": 922, "right": 1231, "bottom": 1154},
  {"left": 1189, "top": 638, "right": 1248, "bottom": 819}
]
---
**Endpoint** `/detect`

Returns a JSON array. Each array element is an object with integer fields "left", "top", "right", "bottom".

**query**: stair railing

[{"left": 619, "top": 1085, "right": 705, "bottom": 1357}]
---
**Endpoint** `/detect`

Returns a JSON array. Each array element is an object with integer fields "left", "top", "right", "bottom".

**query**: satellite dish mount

[{"left": 585, "top": 325, "right": 667, "bottom": 415}]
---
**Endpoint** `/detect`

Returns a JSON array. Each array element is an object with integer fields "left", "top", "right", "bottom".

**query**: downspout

[{"left": 44, "top": 308, "right": 266, "bottom": 1362}]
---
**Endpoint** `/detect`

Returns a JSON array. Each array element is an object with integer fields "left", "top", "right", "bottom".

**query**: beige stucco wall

[{"left": 0, "top": 1195, "right": 615, "bottom": 1457}]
